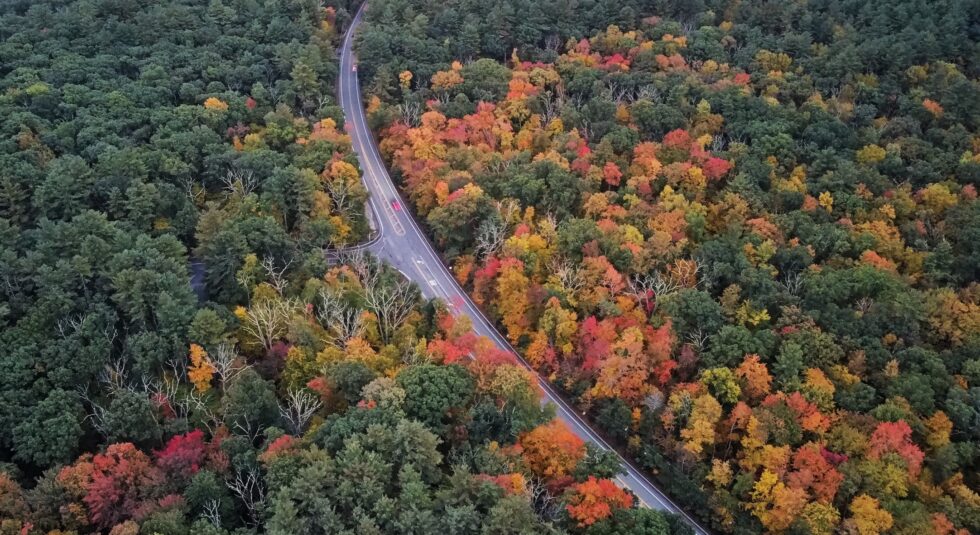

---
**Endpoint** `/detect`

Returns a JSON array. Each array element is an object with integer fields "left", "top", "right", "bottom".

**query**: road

[{"left": 338, "top": 5, "right": 709, "bottom": 533}]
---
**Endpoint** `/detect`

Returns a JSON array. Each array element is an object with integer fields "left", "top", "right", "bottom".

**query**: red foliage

[
  {"left": 703, "top": 157, "right": 732, "bottom": 180},
  {"left": 245, "top": 96, "right": 257, "bottom": 110},
  {"left": 84, "top": 443, "right": 163, "bottom": 529},
  {"left": 603, "top": 161, "right": 623, "bottom": 186},
  {"left": 662, "top": 129, "right": 692, "bottom": 150},
  {"left": 576, "top": 316, "right": 616, "bottom": 373},
  {"left": 258, "top": 434, "right": 299, "bottom": 464},
  {"left": 155, "top": 430, "right": 207, "bottom": 479},
  {"left": 868, "top": 420, "right": 925, "bottom": 477}
]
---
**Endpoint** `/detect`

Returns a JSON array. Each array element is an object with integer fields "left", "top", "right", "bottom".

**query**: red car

[{"left": 390, "top": 199, "right": 401, "bottom": 211}]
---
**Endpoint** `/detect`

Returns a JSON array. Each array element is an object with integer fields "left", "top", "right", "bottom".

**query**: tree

[
  {"left": 844, "top": 495, "right": 893, "bottom": 535},
  {"left": 80, "top": 443, "right": 163, "bottom": 528},
  {"left": 155, "top": 429, "right": 209, "bottom": 481},
  {"left": 746, "top": 469, "right": 808, "bottom": 532},
  {"left": 223, "top": 368, "right": 279, "bottom": 440},
  {"left": 566, "top": 477, "right": 634, "bottom": 527},
  {"left": 680, "top": 394, "right": 721, "bottom": 458},
  {"left": 585, "top": 507, "right": 671, "bottom": 535},
  {"left": 518, "top": 420, "right": 585, "bottom": 480},
  {"left": 188, "top": 343, "right": 216, "bottom": 393},
  {"left": 495, "top": 258, "right": 531, "bottom": 343},
  {"left": 236, "top": 297, "right": 298, "bottom": 352},
  {"left": 735, "top": 354, "right": 772, "bottom": 401},
  {"left": 867, "top": 420, "right": 925, "bottom": 477},
  {"left": 12, "top": 388, "right": 84, "bottom": 467},
  {"left": 700, "top": 367, "right": 741, "bottom": 404},
  {"left": 397, "top": 364, "right": 475, "bottom": 435}
]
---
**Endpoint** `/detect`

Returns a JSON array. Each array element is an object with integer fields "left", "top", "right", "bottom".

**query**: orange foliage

[
  {"left": 565, "top": 477, "right": 634, "bottom": 526},
  {"left": 517, "top": 421, "right": 585, "bottom": 480}
]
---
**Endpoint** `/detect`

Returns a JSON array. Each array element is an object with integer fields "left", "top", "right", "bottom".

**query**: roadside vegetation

[{"left": 359, "top": 0, "right": 980, "bottom": 532}]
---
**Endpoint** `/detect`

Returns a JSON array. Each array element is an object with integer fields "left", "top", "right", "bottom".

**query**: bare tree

[
  {"left": 227, "top": 468, "right": 266, "bottom": 527},
  {"left": 317, "top": 289, "right": 366, "bottom": 346},
  {"left": 184, "top": 388, "right": 221, "bottom": 435},
  {"left": 79, "top": 385, "right": 110, "bottom": 439},
  {"left": 210, "top": 343, "right": 250, "bottom": 390},
  {"left": 261, "top": 256, "right": 292, "bottom": 295},
  {"left": 345, "top": 253, "right": 418, "bottom": 344},
  {"left": 687, "top": 328, "right": 709, "bottom": 354},
  {"left": 362, "top": 276, "right": 417, "bottom": 344},
  {"left": 777, "top": 271, "right": 804, "bottom": 296},
  {"left": 627, "top": 259, "right": 703, "bottom": 311},
  {"left": 202, "top": 499, "right": 222, "bottom": 528},
  {"left": 549, "top": 257, "right": 585, "bottom": 296},
  {"left": 856, "top": 297, "right": 875, "bottom": 316},
  {"left": 325, "top": 174, "right": 357, "bottom": 219},
  {"left": 239, "top": 297, "right": 298, "bottom": 351},
  {"left": 221, "top": 168, "right": 258, "bottom": 199},
  {"left": 398, "top": 101, "right": 422, "bottom": 127},
  {"left": 637, "top": 85, "right": 661, "bottom": 103},
  {"left": 474, "top": 218, "right": 508, "bottom": 260},
  {"left": 527, "top": 476, "right": 563, "bottom": 521},
  {"left": 183, "top": 178, "right": 206, "bottom": 205},
  {"left": 544, "top": 34, "right": 562, "bottom": 53},
  {"left": 278, "top": 387, "right": 322, "bottom": 434},
  {"left": 539, "top": 86, "right": 567, "bottom": 124}
]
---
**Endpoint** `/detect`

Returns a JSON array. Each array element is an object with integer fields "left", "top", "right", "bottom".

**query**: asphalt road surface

[{"left": 338, "top": 6, "right": 709, "bottom": 533}]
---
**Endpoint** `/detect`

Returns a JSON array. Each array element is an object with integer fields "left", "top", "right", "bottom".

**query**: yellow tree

[
  {"left": 187, "top": 344, "right": 215, "bottom": 393},
  {"left": 681, "top": 393, "right": 722, "bottom": 458},
  {"left": 845, "top": 495, "right": 893, "bottom": 535},
  {"left": 495, "top": 258, "right": 531, "bottom": 343},
  {"left": 746, "top": 469, "right": 808, "bottom": 532}
]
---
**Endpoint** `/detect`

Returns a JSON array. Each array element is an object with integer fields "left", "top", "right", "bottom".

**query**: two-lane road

[{"left": 338, "top": 6, "right": 709, "bottom": 534}]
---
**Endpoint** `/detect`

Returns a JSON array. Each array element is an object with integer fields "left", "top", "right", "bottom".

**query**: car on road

[
  {"left": 390, "top": 199, "right": 401, "bottom": 211},
  {"left": 352, "top": 63, "right": 357, "bottom": 72}
]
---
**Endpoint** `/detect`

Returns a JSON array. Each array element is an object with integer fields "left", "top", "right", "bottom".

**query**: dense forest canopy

[
  {"left": 358, "top": 0, "right": 980, "bottom": 533},
  {"left": 2, "top": 0, "right": 980, "bottom": 533},
  {"left": 0, "top": 0, "right": 692, "bottom": 533}
]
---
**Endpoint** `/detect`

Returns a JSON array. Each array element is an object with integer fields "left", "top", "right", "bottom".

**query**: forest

[
  {"left": 355, "top": 0, "right": 980, "bottom": 533},
  {"left": 0, "top": 0, "right": 691, "bottom": 533},
  {"left": 1, "top": 0, "right": 978, "bottom": 533}
]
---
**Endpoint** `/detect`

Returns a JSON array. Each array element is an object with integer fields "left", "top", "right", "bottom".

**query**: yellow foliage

[
  {"left": 735, "top": 301, "right": 771, "bottom": 326},
  {"left": 680, "top": 394, "right": 722, "bottom": 458},
  {"left": 398, "top": 70, "right": 412, "bottom": 91},
  {"left": 799, "top": 502, "right": 841, "bottom": 535},
  {"left": 187, "top": 344, "right": 215, "bottom": 393},
  {"left": 707, "top": 459, "right": 733, "bottom": 487},
  {"left": 919, "top": 183, "right": 958, "bottom": 214},
  {"left": 847, "top": 495, "right": 893, "bottom": 535},
  {"left": 818, "top": 191, "right": 834, "bottom": 212},
  {"left": 856, "top": 144, "right": 886, "bottom": 165},
  {"left": 927, "top": 288, "right": 980, "bottom": 346},
  {"left": 203, "top": 97, "right": 229, "bottom": 111},
  {"left": 923, "top": 411, "right": 952, "bottom": 450},
  {"left": 431, "top": 69, "right": 464, "bottom": 91}
]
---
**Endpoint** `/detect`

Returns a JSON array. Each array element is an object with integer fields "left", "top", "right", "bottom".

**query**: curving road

[{"left": 338, "top": 5, "right": 709, "bottom": 533}]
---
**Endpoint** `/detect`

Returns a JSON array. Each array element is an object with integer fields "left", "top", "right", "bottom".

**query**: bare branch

[
  {"left": 239, "top": 297, "right": 299, "bottom": 351},
  {"left": 210, "top": 343, "right": 250, "bottom": 390},
  {"left": 260, "top": 256, "right": 292, "bottom": 296},
  {"left": 362, "top": 274, "right": 417, "bottom": 345},
  {"left": 221, "top": 168, "right": 258, "bottom": 199},
  {"left": 227, "top": 468, "right": 265, "bottom": 526},
  {"left": 317, "top": 289, "right": 366, "bottom": 346},
  {"left": 202, "top": 499, "right": 222, "bottom": 528},
  {"left": 278, "top": 387, "right": 322, "bottom": 434},
  {"left": 474, "top": 218, "right": 508, "bottom": 260}
]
